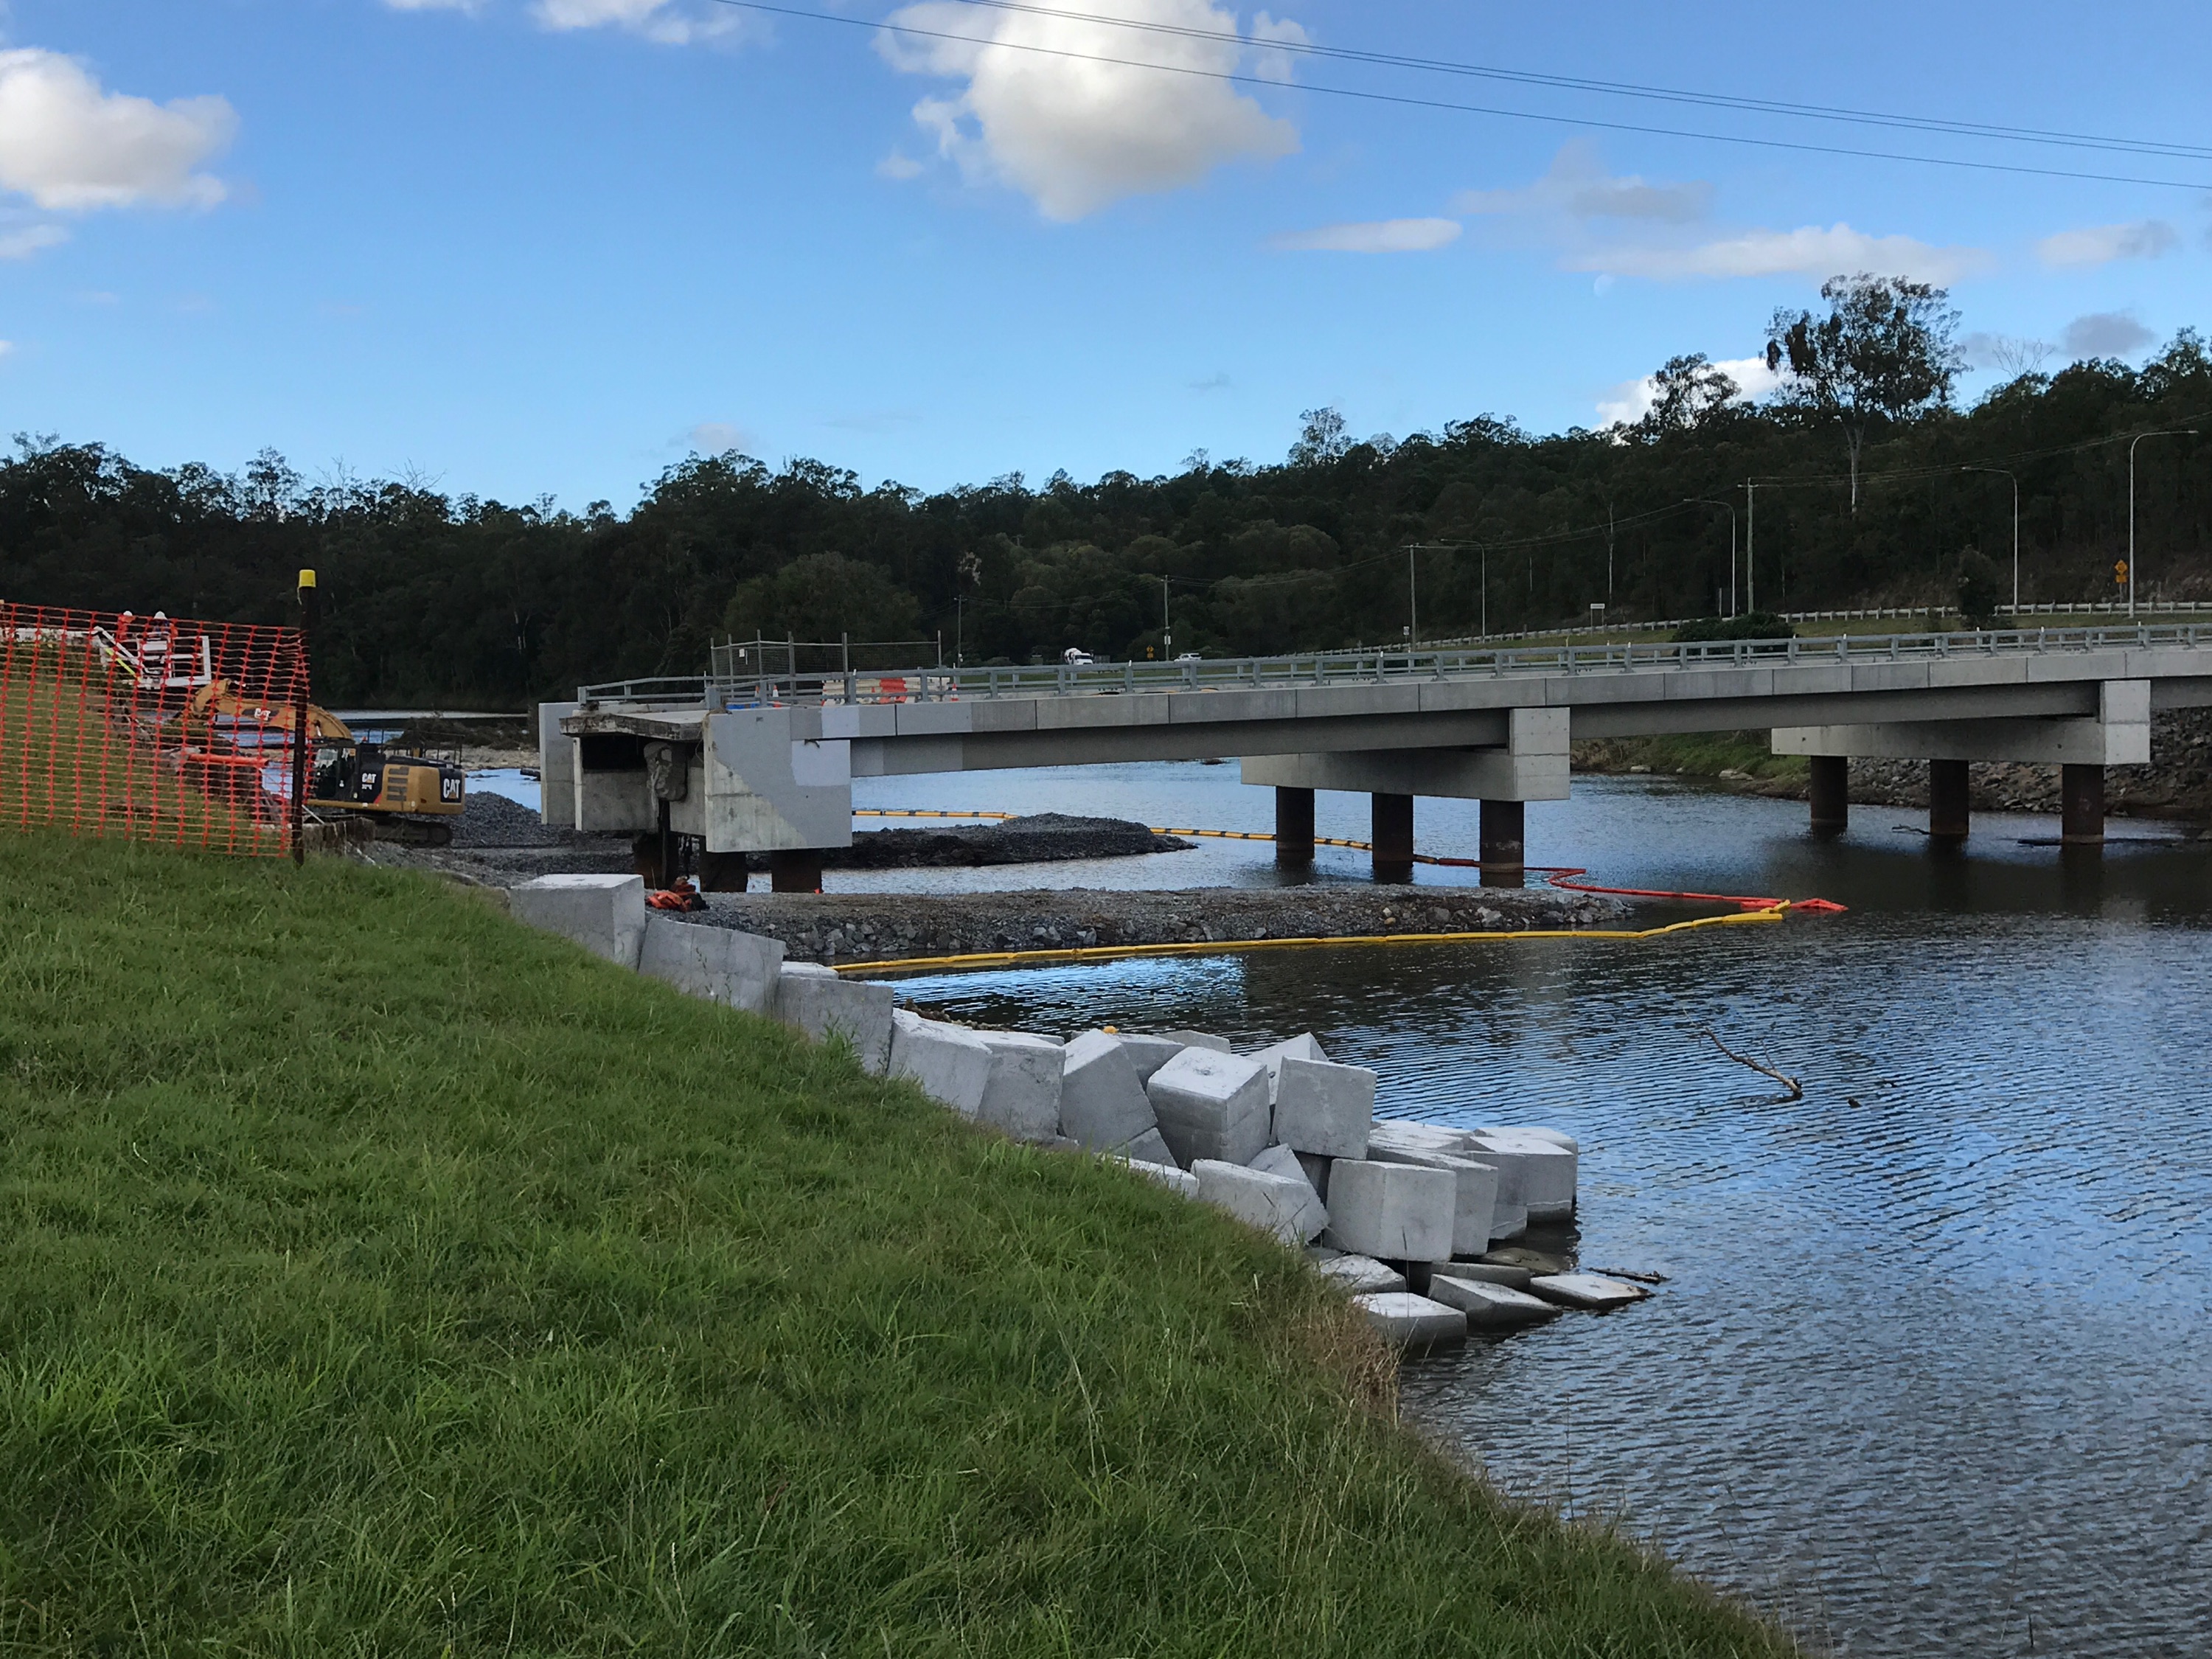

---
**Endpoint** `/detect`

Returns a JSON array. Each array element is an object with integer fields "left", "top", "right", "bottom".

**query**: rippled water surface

[{"left": 866, "top": 765, "right": 2212, "bottom": 1658}]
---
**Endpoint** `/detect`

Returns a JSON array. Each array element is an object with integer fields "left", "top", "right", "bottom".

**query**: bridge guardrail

[{"left": 576, "top": 624, "right": 2212, "bottom": 711}]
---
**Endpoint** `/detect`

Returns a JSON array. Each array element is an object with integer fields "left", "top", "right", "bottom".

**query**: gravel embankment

[{"left": 697, "top": 885, "right": 1624, "bottom": 965}]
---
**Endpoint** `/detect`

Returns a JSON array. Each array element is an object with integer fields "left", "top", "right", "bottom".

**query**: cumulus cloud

[
  {"left": 1594, "top": 355, "right": 1784, "bottom": 427},
  {"left": 0, "top": 49, "right": 236, "bottom": 212},
  {"left": 2062, "top": 310, "right": 2155, "bottom": 360},
  {"left": 2036, "top": 219, "right": 2179, "bottom": 268},
  {"left": 1573, "top": 223, "right": 1991, "bottom": 286},
  {"left": 1270, "top": 216, "right": 1459, "bottom": 253},
  {"left": 1455, "top": 139, "right": 1711, "bottom": 224},
  {"left": 532, "top": 0, "right": 749, "bottom": 45},
  {"left": 878, "top": 0, "right": 1299, "bottom": 220}
]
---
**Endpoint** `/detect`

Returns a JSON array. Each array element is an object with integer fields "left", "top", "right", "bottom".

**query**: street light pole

[
  {"left": 2129, "top": 430, "right": 2197, "bottom": 619},
  {"left": 1741, "top": 481, "right": 1758, "bottom": 615},
  {"left": 1160, "top": 575, "right": 1172, "bottom": 659},
  {"left": 1960, "top": 465, "right": 2020, "bottom": 613},
  {"left": 1686, "top": 498, "right": 1738, "bottom": 617},
  {"left": 1408, "top": 546, "right": 1419, "bottom": 648}
]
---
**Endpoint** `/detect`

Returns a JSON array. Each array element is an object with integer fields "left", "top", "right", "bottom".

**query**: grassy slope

[{"left": 0, "top": 835, "right": 1793, "bottom": 1658}]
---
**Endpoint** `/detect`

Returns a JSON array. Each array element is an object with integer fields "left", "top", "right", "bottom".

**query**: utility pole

[
  {"left": 1959, "top": 466, "right": 2020, "bottom": 613},
  {"left": 2129, "top": 431, "right": 2197, "bottom": 619},
  {"left": 1408, "top": 546, "right": 1419, "bottom": 648},
  {"left": 1742, "top": 480, "right": 1758, "bottom": 615},
  {"left": 1480, "top": 546, "right": 1488, "bottom": 639},
  {"left": 1160, "top": 575, "right": 1172, "bottom": 659},
  {"left": 954, "top": 594, "right": 963, "bottom": 664}
]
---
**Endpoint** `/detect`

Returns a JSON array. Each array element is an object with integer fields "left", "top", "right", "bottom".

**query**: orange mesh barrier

[{"left": 0, "top": 602, "right": 311, "bottom": 857}]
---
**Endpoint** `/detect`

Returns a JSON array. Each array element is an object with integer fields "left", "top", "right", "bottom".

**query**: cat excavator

[{"left": 181, "top": 680, "right": 467, "bottom": 845}]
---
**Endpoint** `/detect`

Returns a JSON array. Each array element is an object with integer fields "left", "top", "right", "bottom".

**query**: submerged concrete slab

[
  {"left": 1059, "top": 1029, "right": 1158, "bottom": 1152},
  {"left": 1247, "top": 1144, "right": 1329, "bottom": 1241},
  {"left": 1324, "top": 1160, "right": 1455, "bottom": 1263},
  {"left": 1316, "top": 1254, "right": 1405, "bottom": 1295},
  {"left": 1273, "top": 1056, "right": 1376, "bottom": 1159},
  {"left": 1427, "top": 1274, "right": 1562, "bottom": 1327},
  {"left": 1477, "top": 1124, "right": 1579, "bottom": 1154},
  {"left": 889, "top": 1009, "right": 995, "bottom": 1115},
  {"left": 1528, "top": 1272, "right": 1649, "bottom": 1310},
  {"left": 1193, "top": 1158, "right": 1325, "bottom": 1244},
  {"left": 1366, "top": 1146, "right": 1498, "bottom": 1258},
  {"left": 776, "top": 964, "right": 894, "bottom": 1074},
  {"left": 637, "top": 914, "right": 785, "bottom": 1012},
  {"left": 1124, "top": 1157, "right": 1200, "bottom": 1197},
  {"left": 974, "top": 1031, "right": 1064, "bottom": 1143},
  {"left": 1349, "top": 1291, "right": 1467, "bottom": 1351},
  {"left": 1149, "top": 1048, "right": 1272, "bottom": 1168},
  {"left": 512, "top": 873, "right": 648, "bottom": 968}
]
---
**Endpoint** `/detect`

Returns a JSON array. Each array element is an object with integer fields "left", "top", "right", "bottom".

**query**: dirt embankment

[{"left": 696, "top": 885, "right": 1624, "bottom": 965}]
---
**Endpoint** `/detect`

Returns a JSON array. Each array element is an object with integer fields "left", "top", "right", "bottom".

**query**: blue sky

[{"left": 2, "top": 0, "right": 2208, "bottom": 507}]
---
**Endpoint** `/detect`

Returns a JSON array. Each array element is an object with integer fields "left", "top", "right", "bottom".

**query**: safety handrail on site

[{"left": 576, "top": 622, "right": 2212, "bottom": 711}]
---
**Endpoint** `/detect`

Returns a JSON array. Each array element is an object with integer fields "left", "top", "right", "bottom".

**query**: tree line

[{"left": 1, "top": 276, "right": 2206, "bottom": 706}]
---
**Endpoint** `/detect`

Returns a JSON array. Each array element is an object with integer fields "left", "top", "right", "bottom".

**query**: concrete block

[
  {"left": 1427, "top": 1274, "right": 1562, "bottom": 1327},
  {"left": 512, "top": 873, "right": 647, "bottom": 967},
  {"left": 1349, "top": 1291, "right": 1467, "bottom": 1351},
  {"left": 1273, "top": 1056, "right": 1376, "bottom": 1158},
  {"left": 974, "top": 1031, "right": 1064, "bottom": 1143},
  {"left": 1528, "top": 1273, "right": 1649, "bottom": 1310},
  {"left": 638, "top": 915, "right": 785, "bottom": 1012},
  {"left": 1148, "top": 1048, "right": 1271, "bottom": 1168},
  {"left": 1193, "top": 1158, "right": 1326, "bottom": 1245},
  {"left": 1247, "top": 1144, "right": 1329, "bottom": 1241},
  {"left": 1323, "top": 1160, "right": 1455, "bottom": 1262},
  {"left": 776, "top": 963, "right": 894, "bottom": 1074},
  {"left": 1124, "top": 1158, "right": 1199, "bottom": 1197},
  {"left": 1121, "top": 1126, "right": 1176, "bottom": 1166},
  {"left": 1368, "top": 1118, "right": 1476, "bottom": 1157},
  {"left": 1113, "top": 1033, "right": 1186, "bottom": 1083},
  {"left": 890, "top": 1009, "right": 995, "bottom": 1116},
  {"left": 1440, "top": 1261, "right": 1533, "bottom": 1290},
  {"left": 1058, "top": 1029, "right": 1158, "bottom": 1151},
  {"left": 1469, "top": 1132, "right": 1577, "bottom": 1222},
  {"left": 1478, "top": 1124, "right": 1579, "bottom": 1154},
  {"left": 1316, "top": 1254, "right": 1405, "bottom": 1295},
  {"left": 1161, "top": 1029, "right": 1233, "bottom": 1053},
  {"left": 1295, "top": 1150, "right": 1333, "bottom": 1201},
  {"left": 1365, "top": 1147, "right": 1498, "bottom": 1258},
  {"left": 1246, "top": 1032, "right": 1328, "bottom": 1099}
]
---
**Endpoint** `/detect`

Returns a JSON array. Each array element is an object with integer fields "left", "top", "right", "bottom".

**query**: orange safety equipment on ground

[{"left": 647, "top": 880, "right": 707, "bottom": 912}]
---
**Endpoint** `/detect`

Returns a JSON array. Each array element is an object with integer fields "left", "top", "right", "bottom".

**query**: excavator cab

[{"left": 306, "top": 732, "right": 466, "bottom": 843}]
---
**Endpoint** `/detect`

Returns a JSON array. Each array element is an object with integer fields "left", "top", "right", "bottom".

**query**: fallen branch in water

[{"left": 1695, "top": 1029, "right": 1804, "bottom": 1099}]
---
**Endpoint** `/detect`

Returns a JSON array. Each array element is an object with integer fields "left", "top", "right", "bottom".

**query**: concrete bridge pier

[
  {"left": 769, "top": 849, "right": 824, "bottom": 893},
  {"left": 1479, "top": 799, "right": 1526, "bottom": 888},
  {"left": 1274, "top": 786, "right": 1315, "bottom": 866},
  {"left": 2062, "top": 764, "right": 2106, "bottom": 844},
  {"left": 1371, "top": 793, "right": 1415, "bottom": 883},
  {"left": 1808, "top": 756, "right": 1849, "bottom": 834},
  {"left": 1929, "top": 760, "right": 1971, "bottom": 843}
]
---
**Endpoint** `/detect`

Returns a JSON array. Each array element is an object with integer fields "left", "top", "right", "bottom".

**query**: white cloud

[
  {"left": 383, "top": 0, "right": 484, "bottom": 11},
  {"left": 2062, "top": 310, "right": 2154, "bottom": 360},
  {"left": 878, "top": 0, "right": 1299, "bottom": 221},
  {"left": 1594, "top": 355, "right": 1783, "bottom": 427},
  {"left": 1573, "top": 223, "right": 1991, "bottom": 287},
  {"left": 876, "top": 150, "right": 924, "bottom": 181},
  {"left": 0, "top": 49, "right": 236, "bottom": 212},
  {"left": 684, "top": 420, "right": 754, "bottom": 453},
  {"left": 0, "top": 340, "right": 14, "bottom": 358},
  {"left": 1270, "top": 216, "right": 1459, "bottom": 253},
  {"left": 2036, "top": 220, "right": 2179, "bottom": 268},
  {"left": 0, "top": 222, "right": 67, "bottom": 258},
  {"left": 1455, "top": 139, "right": 1711, "bottom": 224},
  {"left": 532, "top": 0, "right": 748, "bottom": 45}
]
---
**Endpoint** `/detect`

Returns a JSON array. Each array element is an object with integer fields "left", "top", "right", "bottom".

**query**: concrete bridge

[{"left": 538, "top": 625, "right": 2212, "bottom": 888}]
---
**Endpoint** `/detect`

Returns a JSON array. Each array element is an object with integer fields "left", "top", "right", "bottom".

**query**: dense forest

[{"left": 2, "top": 282, "right": 2207, "bottom": 707}]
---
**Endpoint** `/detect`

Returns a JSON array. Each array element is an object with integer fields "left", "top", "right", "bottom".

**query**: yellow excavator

[{"left": 181, "top": 681, "right": 467, "bottom": 846}]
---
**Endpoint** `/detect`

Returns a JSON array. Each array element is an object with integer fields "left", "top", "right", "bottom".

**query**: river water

[{"left": 801, "top": 762, "right": 2212, "bottom": 1659}]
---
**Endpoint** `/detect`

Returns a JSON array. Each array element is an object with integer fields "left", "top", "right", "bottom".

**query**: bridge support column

[
  {"left": 2062, "top": 763, "right": 2106, "bottom": 845},
  {"left": 1371, "top": 793, "right": 1414, "bottom": 883},
  {"left": 770, "top": 849, "right": 824, "bottom": 892},
  {"left": 1809, "top": 755, "right": 1848, "bottom": 834},
  {"left": 1929, "top": 759, "right": 1970, "bottom": 842},
  {"left": 698, "top": 849, "right": 749, "bottom": 891},
  {"left": 1275, "top": 786, "right": 1315, "bottom": 866},
  {"left": 1480, "top": 799, "right": 1525, "bottom": 888}
]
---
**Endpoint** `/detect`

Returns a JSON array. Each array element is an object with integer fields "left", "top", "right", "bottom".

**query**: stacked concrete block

[
  {"left": 890, "top": 1009, "right": 995, "bottom": 1115},
  {"left": 1368, "top": 1118, "right": 1475, "bottom": 1157},
  {"left": 1246, "top": 1144, "right": 1329, "bottom": 1242},
  {"left": 1121, "top": 1126, "right": 1177, "bottom": 1166},
  {"left": 1293, "top": 1150, "right": 1333, "bottom": 1201},
  {"left": 974, "top": 1031, "right": 1065, "bottom": 1143},
  {"left": 1273, "top": 1057, "right": 1376, "bottom": 1159},
  {"left": 1161, "top": 1029, "right": 1233, "bottom": 1054},
  {"left": 1426, "top": 1274, "right": 1562, "bottom": 1327},
  {"left": 1479, "top": 1125, "right": 1579, "bottom": 1154},
  {"left": 1246, "top": 1032, "right": 1328, "bottom": 1099},
  {"left": 638, "top": 915, "right": 785, "bottom": 1012},
  {"left": 776, "top": 963, "right": 894, "bottom": 1074},
  {"left": 512, "top": 873, "right": 648, "bottom": 967},
  {"left": 1323, "top": 1160, "right": 1455, "bottom": 1262},
  {"left": 1110, "top": 1033, "right": 1186, "bottom": 1084},
  {"left": 1364, "top": 1146, "right": 1497, "bottom": 1259},
  {"left": 1349, "top": 1291, "right": 1466, "bottom": 1350},
  {"left": 1124, "top": 1158, "right": 1200, "bottom": 1197},
  {"left": 1192, "top": 1158, "right": 1325, "bottom": 1245},
  {"left": 1316, "top": 1254, "right": 1405, "bottom": 1295},
  {"left": 1058, "top": 1029, "right": 1158, "bottom": 1152},
  {"left": 1470, "top": 1131, "right": 1578, "bottom": 1221},
  {"left": 1373, "top": 1119, "right": 1524, "bottom": 1241},
  {"left": 1148, "top": 1048, "right": 1271, "bottom": 1168}
]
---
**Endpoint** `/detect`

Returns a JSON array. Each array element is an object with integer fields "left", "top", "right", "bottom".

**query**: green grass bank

[{"left": 0, "top": 835, "right": 1794, "bottom": 1656}]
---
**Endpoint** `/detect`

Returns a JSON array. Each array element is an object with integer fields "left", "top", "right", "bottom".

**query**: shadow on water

[{"left": 883, "top": 768, "right": 2212, "bottom": 1658}]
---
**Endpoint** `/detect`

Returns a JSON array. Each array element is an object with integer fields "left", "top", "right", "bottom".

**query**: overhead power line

[{"left": 709, "top": 0, "right": 2212, "bottom": 191}]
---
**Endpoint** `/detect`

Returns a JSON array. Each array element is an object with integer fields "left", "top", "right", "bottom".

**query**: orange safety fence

[{"left": 0, "top": 602, "right": 312, "bottom": 857}]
